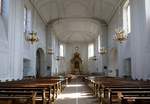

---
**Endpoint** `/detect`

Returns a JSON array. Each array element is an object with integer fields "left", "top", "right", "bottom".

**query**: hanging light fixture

[
  {"left": 99, "top": 47, "right": 107, "bottom": 55},
  {"left": 113, "top": 5, "right": 128, "bottom": 43},
  {"left": 92, "top": 56, "right": 97, "bottom": 61},
  {"left": 56, "top": 56, "right": 60, "bottom": 61},
  {"left": 113, "top": 29, "right": 128, "bottom": 43},
  {"left": 26, "top": 32, "right": 39, "bottom": 44},
  {"left": 47, "top": 48, "right": 54, "bottom": 55}
]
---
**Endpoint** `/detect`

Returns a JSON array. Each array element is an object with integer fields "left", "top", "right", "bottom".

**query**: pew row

[
  {"left": 0, "top": 76, "right": 71, "bottom": 104},
  {"left": 84, "top": 76, "right": 150, "bottom": 104}
]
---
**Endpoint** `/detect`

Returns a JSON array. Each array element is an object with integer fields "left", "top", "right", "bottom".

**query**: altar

[{"left": 71, "top": 52, "right": 82, "bottom": 74}]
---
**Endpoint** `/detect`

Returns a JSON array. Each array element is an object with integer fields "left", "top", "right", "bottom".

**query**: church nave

[{"left": 1, "top": 0, "right": 150, "bottom": 104}]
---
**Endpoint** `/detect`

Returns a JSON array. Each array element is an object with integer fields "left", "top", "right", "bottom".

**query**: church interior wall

[
  {"left": 1, "top": 0, "right": 150, "bottom": 81},
  {"left": 23, "top": 0, "right": 47, "bottom": 77},
  {"left": 107, "top": 0, "right": 150, "bottom": 80}
]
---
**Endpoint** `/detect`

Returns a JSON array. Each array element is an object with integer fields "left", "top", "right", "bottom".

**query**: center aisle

[{"left": 56, "top": 77, "right": 98, "bottom": 104}]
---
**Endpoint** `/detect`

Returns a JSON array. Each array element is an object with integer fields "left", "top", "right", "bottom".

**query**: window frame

[
  {"left": 98, "top": 35, "right": 101, "bottom": 53},
  {"left": 24, "top": 6, "right": 32, "bottom": 33},
  {"left": 59, "top": 44, "right": 64, "bottom": 57},
  {"left": 123, "top": 0, "right": 131, "bottom": 34},
  {"left": 24, "top": 6, "right": 28, "bottom": 33},
  {"left": 0, "top": 0, "right": 3, "bottom": 15},
  {"left": 88, "top": 43, "right": 94, "bottom": 58}
]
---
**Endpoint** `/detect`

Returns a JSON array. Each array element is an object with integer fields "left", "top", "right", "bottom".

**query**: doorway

[
  {"left": 124, "top": 58, "right": 132, "bottom": 78},
  {"left": 36, "top": 48, "right": 44, "bottom": 78}
]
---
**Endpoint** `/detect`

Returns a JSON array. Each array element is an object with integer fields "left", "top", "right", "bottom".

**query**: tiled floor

[{"left": 56, "top": 78, "right": 98, "bottom": 104}]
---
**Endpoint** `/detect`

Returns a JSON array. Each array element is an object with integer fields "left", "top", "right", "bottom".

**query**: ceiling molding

[
  {"left": 108, "top": 0, "right": 126, "bottom": 24},
  {"left": 47, "top": 17, "right": 107, "bottom": 26},
  {"left": 29, "top": 0, "right": 47, "bottom": 24}
]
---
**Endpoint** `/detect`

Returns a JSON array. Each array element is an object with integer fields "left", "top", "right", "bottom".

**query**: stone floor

[{"left": 55, "top": 78, "right": 98, "bottom": 104}]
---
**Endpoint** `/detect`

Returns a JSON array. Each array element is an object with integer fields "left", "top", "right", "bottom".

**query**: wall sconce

[
  {"left": 92, "top": 56, "right": 97, "bottom": 61},
  {"left": 99, "top": 47, "right": 107, "bottom": 55},
  {"left": 56, "top": 56, "right": 64, "bottom": 61},
  {"left": 26, "top": 32, "right": 39, "bottom": 44},
  {"left": 47, "top": 48, "right": 54, "bottom": 54},
  {"left": 113, "top": 29, "right": 128, "bottom": 43},
  {"left": 56, "top": 56, "right": 60, "bottom": 61}
]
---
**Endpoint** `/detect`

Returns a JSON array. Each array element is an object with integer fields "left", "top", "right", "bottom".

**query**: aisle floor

[{"left": 56, "top": 78, "right": 98, "bottom": 104}]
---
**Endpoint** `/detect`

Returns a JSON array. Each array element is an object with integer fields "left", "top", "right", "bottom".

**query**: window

[
  {"left": 0, "top": 0, "right": 2, "bottom": 15},
  {"left": 123, "top": 0, "right": 131, "bottom": 33},
  {"left": 24, "top": 6, "right": 32, "bottom": 33},
  {"left": 27, "top": 10, "right": 32, "bottom": 32},
  {"left": 24, "top": 7, "right": 27, "bottom": 32},
  {"left": 88, "top": 43, "right": 94, "bottom": 58},
  {"left": 98, "top": 35, "right": 101, "bottom": 53},
  {"left": 59, "top": 44, "right": 64, "bottom": 57}
]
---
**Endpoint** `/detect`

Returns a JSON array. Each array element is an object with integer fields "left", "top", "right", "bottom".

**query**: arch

[{"left": 36, "top": 48, "right": 45, "bottom": 78}]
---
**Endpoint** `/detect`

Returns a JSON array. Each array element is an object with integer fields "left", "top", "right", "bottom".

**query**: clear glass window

[
  {"left": 123, "top": 0, "right": 131, "bottom": 33},
  {"left": 88, "top": 43, "right": 94, "bottom": 58},
  {"left": 60, "top": 44, "right": 64, "bottom": 57}
]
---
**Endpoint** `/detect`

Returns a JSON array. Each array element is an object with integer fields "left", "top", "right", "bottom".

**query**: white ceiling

[{"left": 31, "top": 0, "right": 122, "bottom": 43}]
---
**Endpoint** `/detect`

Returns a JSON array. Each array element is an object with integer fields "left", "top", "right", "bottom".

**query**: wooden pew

[
  {"left": 0, "top": 79, "right": 61, "bottom": 104},
  {"left": 85, "top": 76, "right": 150, "bottom": 104},
  {"left": 0, "top": 75, "right": 71, "bottom": 104}
]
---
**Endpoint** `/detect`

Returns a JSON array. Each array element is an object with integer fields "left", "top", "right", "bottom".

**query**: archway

[
  {"left": 36, "top": 48, "right": 45, "bottom": 78},
  {"left": 124, "top": 58, "right": 132, "bottom": 78}
]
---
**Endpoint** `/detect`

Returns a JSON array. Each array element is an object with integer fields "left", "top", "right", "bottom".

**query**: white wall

[
  {"left": 0, "top": 0, "right": 25, "bottom": 81},
  {"left": 130, "top": 0, "right": 150, "bottom": 79},
  {"left": 107, "top": 0, "right": 133, "bottom": 77},
  {"left": 23, "top": 0, "right": 47, "bottom": 77},
  {"left": 0, "top": 0, "right": 10, "bottom": 81},
  {"left": 0, "top": 0, "right": 47, "bottom": 81},
  {"left": 108, "top": 0, "right": 150, "bottom": 79},
  {"left": 46, "top": 28, "right": 60, "bottom": 76},
  {"left": 89, "top": 25, "right": 108, "bottom": 74}
]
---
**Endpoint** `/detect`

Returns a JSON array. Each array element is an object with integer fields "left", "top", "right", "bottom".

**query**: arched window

[
  {"left": 59, "top": 44, "right": 64, "bottom": 57},
  {"left": 0, "top": 0, "right": 2, "bottom": 15},
  {"left": 123, "top": 0, "right": 131, "bottom": 34},
  {"left": 98, "top": 35, "right": 101, "bottom": 53},
  {"left": 88, "top": 43, "right": 94, "bottom": 58},
  {"left": 24, "top": 7, "right": 27, "bottom": 32},
  {"left": 24, "top": 6, "right": 32, "bottom": 33}
]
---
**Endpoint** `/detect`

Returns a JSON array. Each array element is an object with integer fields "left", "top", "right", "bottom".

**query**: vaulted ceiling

[{"left": 31, "top": 0, "right": 122, "bottom": 43}]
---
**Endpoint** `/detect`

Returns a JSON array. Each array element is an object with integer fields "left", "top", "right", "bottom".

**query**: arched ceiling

[
  {"left": 31, "top": 0, "right": 122, "bottom": 43},
  {"left": 52, "top": 18, "right": 101, "bottom": 43}
]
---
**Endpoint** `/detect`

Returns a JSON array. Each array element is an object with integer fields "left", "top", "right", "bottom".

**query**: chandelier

[
  {"left": 99, "top": 47, "right": 107, "bottom": 55},
  {"left": 26, "top": 32, "right": 39, "bottom": 44},
  {"left": 113, "top": 29, "right": 128, "bottom": 43}
]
